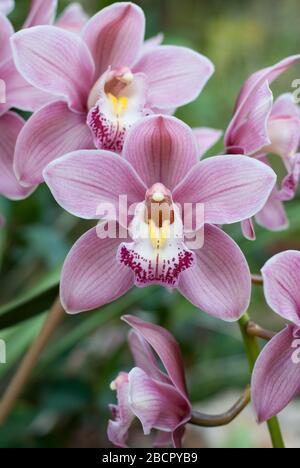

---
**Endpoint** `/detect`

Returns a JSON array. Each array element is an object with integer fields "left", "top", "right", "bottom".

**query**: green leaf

[{"left": 0, "top": 266, "right": 61, "bottom": 330}]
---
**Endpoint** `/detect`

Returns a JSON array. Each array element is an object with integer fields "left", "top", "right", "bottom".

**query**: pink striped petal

[
  {"left": 255, "top": 187, "right": 289, "bottom": 231},
  {"left": 241, "top": 218, "right": 256, "bottom": 241},
  {"left": 262, "top": 250, "right": 300, "bottom": 326},
  {"left": 123, "top": 115, "right": 198, "bottom": 190},
  {"left": 11, "top": 26, "right": 95, "bottom": 112},
  {"left": 83, "top": 2, "right": 145, "bottom": 78},
  {"left": 0, "top": 112, "right": 35, "bottom": 199},
  {"left": 279, "top": 153, "right": 300, "bottom": 201},
  {"left": 252, "top": 325, "right": 300, "bottom": 422},
  {"left": 0, "top": 12, "right": 13, "bottom": 63},
  {"left": 107, "top": 372, "right": 133, "bottom": 448},
  {"left": 193, "top": 127, "right": 222, "bottom": 158},
  {"left": 61, "top": 227, "right": 134, "bottom": 314},
  {"left": 133, "top": 45, "right": 214, "bottom": 109},
  {"left": 122, "top": 315, "right": 188, "bottom": 399},
  {"left": 128, "top": 367, "right": 191, "bottom": 438},
  {"left": 56, "top": 2, "right": 88, "bottom": 33},
  {"left": 14, "top": 101, "right": 94, "bottom": 187},
  {"left": 271, "top": 93, "right": 300, "bottom": 119},
  {"left": 266, "top": 117, "right": 300, "bottom": 160},
  {"left": 178, "top": 224, "right": 251, "bottom": 321},
  {"left": 44, "top": 150, "right": 146, "bottom": 220},
  {"left": 173, "top": 155, "right": 276, "bottom": 225},
  {"left": 23, "top": 0, "right": 57, "bottom": 28}
]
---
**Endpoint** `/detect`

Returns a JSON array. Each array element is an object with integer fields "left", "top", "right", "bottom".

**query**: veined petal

[
  {"left": 173, "top": 155, "right": 276, "bottom": 225},
  {"left": 11, "top": 26, "right": 95, "bottom": 112},
  {"left": 265, "top": 117, "right": 300, "bottom": 160},
  {"left": 193, "top": 127, "right": 222, "bottom": 158},
  {"left": 44, "top": 150, "right": 147, "bottom": 220},
  {"left": 61, "top": 227, "right": 134, "bottom": 314},
  {"left": 83, "top": 2, "right": 145, "bottom": 78},
  {"left": 133, "top": 45, "right": 214, "bottom": 109},
  {"left": 262, "top": 250, "right": 300, "bottom": 326},
  {"left": 225, "top": 80, "right": 273, "bottom": 155},
  {"left": 178, "top": 224, "right": 251, "bottom": 321},
  {"left": 23, "top": 0, "right": 57, "bottom": 28},
  {"left": 14, "top": 101, "right": 94, "bottom": 187},
  {"left": 128, "top": 367, "right": 191, "bottom": 437},
  {"left": 56, "top": 2, "right": 89, "bottom": 33},
  {"left": 279, "top": 153, "right": 300, "bottom": 201},
  {"left": 0, "top": 12, "right": 13, "bottom": 64},
  {"left": 241, "top": 218, "right": 256, "bottom": 241},
  {"left": 0, "top": 112, "right": 35, "bottom": 199},
  {"left": 123, "top": 115, "right": 198, "bottom": 190},
  {"left": 271, "top": 93, "right": 300, "bottom": 119},
  {"left": 123, "top": 315, "right": 189, "bottom": 398},
  {"left": 252, "top": 325, "right": 300, "bottom": 422}
]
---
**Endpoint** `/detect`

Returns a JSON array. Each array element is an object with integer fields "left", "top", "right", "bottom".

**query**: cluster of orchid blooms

[{"left": 1, "top": 0, "right": 300, "bottom": 448}]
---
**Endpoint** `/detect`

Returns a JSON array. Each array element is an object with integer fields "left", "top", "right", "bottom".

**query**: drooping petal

[
  {"left": 56, "top": 2, "right": 88, "bottom": 33},
  {"left": 122, "top": 315, "right": 189, "bottom": 398},
  {"left": 0, "top": 0, "right": 14, "bottom": 16},
  {"left": 133, "top": 45, "right": 214, "bottom": 109},
  {"left": 44, "top": 150, "right": 147, "bottom": 220},
  {"left": 252, "top": 325, "right": 300, "bottom": 422},
  {"left": 23, "top": 0, "right": 57, "bottom": 28},
  {"left": 0, "top": 112, "right": 35, "bottom": 199},
  {"left": 279, "top": 153, "right": 300, "bottom": 201},
  {"left": 11, "top": 26, "right": 95, "bottom": 112},
  {"left": 14, "top": 101, "right": 94, "bottom": 187},
  {"left": 0, "top": 12, "right": 13, "bottom": 64},
  {"left": 225, "top": 80, "right": 273, "bottom": 155},
  {"left": 83, "top": 2, "right": 145, "bottom": 78},
  {"left": 262, "top": 250, "right": 300, "bottom": 326},
  {"left": 255, "top": 187, "right": 289, "bottom": 231},
  {"left": 107, "top": 372, "right": 134, "bottom": 448},
  {"left": 193, "top": 127, "right": 222, "bottom": 158},
  {"left": 128, "top": 367, "right": 191, "bottom": 437},
  {"left": 266, "top": 117, "right": 300, "bottom": 160},
  {"left": 178, "top": 224, "right": 251, "bottom": 321},
  {"left": 123, "top": 115, "right": 198, "bottom": 190},
  {"left": 60, "top": 227, "right": 134, "bottom": 314},
  {"left": 173, "top": 155, "right": 276, "bottom": 225},
  {"left": 128, "top": 330, "right": 171, "bottom": 385}
]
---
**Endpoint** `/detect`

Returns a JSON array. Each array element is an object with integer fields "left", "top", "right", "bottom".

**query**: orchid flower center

[
  {"left": 118, "top": 183, "right": 195, "bottom": 288},
  {"left": 87, "top": 68, "right": 146, "bottom": 153}
]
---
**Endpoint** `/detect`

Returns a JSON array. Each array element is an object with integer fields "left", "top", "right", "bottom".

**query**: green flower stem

[{"left": 238, "top": 313, "right": 285, "bottom": 449}]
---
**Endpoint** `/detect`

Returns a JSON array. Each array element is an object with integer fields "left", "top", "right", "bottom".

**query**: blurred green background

[{"left": 1, "top": 0, "right": 300, "bottom": 448}]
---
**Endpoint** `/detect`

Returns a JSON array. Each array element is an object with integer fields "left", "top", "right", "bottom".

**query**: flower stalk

[{"left": 238, "top": 313, "right": 285, "bottom": 448}]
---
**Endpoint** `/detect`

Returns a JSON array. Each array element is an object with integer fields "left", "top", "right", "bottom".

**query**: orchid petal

[
  {"left": 56, "top": 2, "right": 88, "bottom": 33},
  {"left": 255, "top": 187, "right": 289, "bottom": 231},
  {"left": 178, "top": 224, "right": 251, "bottom": 321},
  {"left": 123, "top": 115, "right": 198, "bottom": 190},
  {"left": 0, "top": 12, "right": 13, "bottom": 63},
  {"left": 11, "top": 26, "right": 95, "bottom": 112},
  {"left": 44, "top": 150, "right": 146, "bottom": 220},
  {"left": 14, "top": 101, "right": 94, "bottom": 187},
  {"left": 262, "top": 250, "right": 300, "bottom": 326},
  {"left": 0, "top": 0, "right": 14, "bottom": 16},
  {"left": 133, "top": 45, "right": 214, "bottom": 109},
  {"left": 241, "top": 218, "right": 256, "bottom": 241},
  {"left": 83, "top": 2, "right": 145, "bottom": 78},
  {"left": 60, "top": 227, "right": 134, "bottom": 314},
  {"left": 173, "top": 155, "right": 276, "bottom": 225},
  {"left": 252, "top": 325, "right": 300, "bottom": 422},
  {"left": 23, "top": 0, "right": 57, "bottom": 28}
]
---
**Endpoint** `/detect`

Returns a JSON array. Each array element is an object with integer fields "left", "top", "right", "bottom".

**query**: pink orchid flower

[
  {"left": 252, "top": 250, "right": 300, "bottom": 422},
  {"left": 43, "top": 114, "right": 276, "bottom": 320},
  {"left": 224, "top": 56, "right": 300, "bottom": 239},
  {"left": 11, "top": 2, "right": 214, "bottom": 190},
  {"left": 0, "top": 1, "right": 88, "bottom": 117},
  {"left": 108, "top": 315, "right": 191, "bottom": 448}
]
